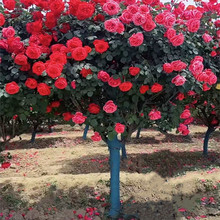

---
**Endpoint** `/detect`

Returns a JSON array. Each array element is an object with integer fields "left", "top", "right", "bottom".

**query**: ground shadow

[
  {"left": 0, "top": 178, "right": 219, "bottom": 220},
  {"left": 129, "top": 133, "right": 193, "bottom": 145},
  {"left": 4, "top": 136, "right": 84, "bottom": 150},
  {"left": 193, "top": 130, "right": 220, "bottom": 142},
  {"left": 56, "top": 150, "right": 220, "bottom": 178}
]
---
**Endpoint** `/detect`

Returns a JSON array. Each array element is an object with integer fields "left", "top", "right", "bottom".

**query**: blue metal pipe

[
  {"left": 136, "top": 127, "right": 141, "bottom": 139},
  {"left": 83, "top": 124, "right": 89, "bottom": 140},
  {"left": 203, "top": 127, "right": 215, "bottom": 156}
]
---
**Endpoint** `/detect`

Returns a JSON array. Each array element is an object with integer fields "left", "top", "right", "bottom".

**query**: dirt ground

[{"left": 0, "top": 125, "right": 220, "bottom": 220}]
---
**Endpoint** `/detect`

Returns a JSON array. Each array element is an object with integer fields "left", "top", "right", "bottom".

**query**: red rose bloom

[
  {"left": 72, "top": 112, "right": 87, "bottom": 124},
  {"left": 163, "top": 63, "right": 173, "bottom": 73},
  {"left": 139, "top": 85, "right": 149, "bottom": 94},
  {"left": 20, "top": 63, "right": 31, "bottom": 71},
  {"left": 32, "top": 61, "right": 45, "bottom": 76},
  {"left": 88, "top": 103, "right": 100, "bottom": 114},
  {"left": 80, "top": 68, "right": 93, "bottom": 78},
  {"left": 3, "top": 0, "right": 15, "bottom": 10},
  {"left": 51, "top": 101, "right": 60, "bottom": 108},
  {"left": 91, "top": 132, "right": 102, "bottom": 142},
  {"left": 50, "top": 52, "right": 67, "bottom": 65},
  {"left": 98, "top": 71, "right": 110, "bottom": 82},
  {"left": 119, "top": 81, "right": 133, "bottom": 92},
  {"left": 129, "top": 67, "right": 140, "bottom": 76},
  {"left": 14, "top": 54, "right": 28, "bottom": 66},
  {"left": 0, "top": 13, "right": 6, "bottom": 26},
  {"left": 46, "top": 63, "right": 63, "bottom": 78},
  {"left": 151, "top": 83, "right": 163, "bottom": 93},
  {"left": 71, "top": 47, "right": 88, "bottom": 61},
  {"left": 93, "top": 40, "right": 109, "bottom": 54},
  {"left": 1, "top": 162, "right": 11, "bottom": 169},
  {"left": 76, "top": 2, "right": 95, "bottom": 20},
  {"left": 5, "top": 81, "right": 20, "bottom": 94},
  {"left": 37, "top": 83, "right": 51, "bottom": 96},
  {"left": 63, "top": 112, "right": 73, "bottom": 121},
  {"left": 55, "top": 78, "right": 68, "bottom": 89},
  {"left": 108, "top": 77, "right": 121, "bottom": 87},
  {"left": 180, "top": 109, "right": 191, "bottom": 119},
  {"left": 26, "top": 46, "right": 41, "bottom": 59},
  {"left": 67, "top": 37, "right": 83, "bottom": 49},
  {"left": 115, "top": 123, "right": 125, "bottom": 134},
  {"left": 25, "top": 78, "right": 38, "bottom": 89}
]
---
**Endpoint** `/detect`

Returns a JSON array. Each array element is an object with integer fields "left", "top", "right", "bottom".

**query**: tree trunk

[
  {"left": 203, "top": 126, "right": 215, "bottom": 156},
  {"left": 107, "top": 136, "right": 122, "bottom": 218}
]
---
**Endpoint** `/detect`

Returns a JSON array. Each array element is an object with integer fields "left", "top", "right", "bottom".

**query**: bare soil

[{"left": 0, "top": 125, "right": 220, "bottom": 220}]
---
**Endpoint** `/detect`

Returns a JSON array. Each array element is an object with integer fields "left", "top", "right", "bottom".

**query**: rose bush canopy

[{"left": 0, "top": 0, "right": 219, "bottom": 217}]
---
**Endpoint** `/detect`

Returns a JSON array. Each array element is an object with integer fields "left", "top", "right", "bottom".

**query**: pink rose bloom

[
  {"left": 138, "top": 5, "right": 149, "bottom": 14},
  {"left": 71, "top": 81, "right": 76, "bottom": 89},
  {"left": 171, "top": 60, "right": 187, "bottom": 71},
  {"left": 142, "top": 18, "right": 156, "bottom": 32},
  {"left": 203, "top": 83, "right": 211, "bottom": 91},
  {"left": 170, "top": 33, "right": 185, "bottom": 46},
  {"left": 2, "top": 26, "right": 15, "bottom": 38},
  {"left": 182, "top": 129, "right": 190, "bottom": 136},
  {"left": 171, "top": 75, "right": 186, "bottom": 86},
  {"left": 103, "top": 1, "right": 120, "bottom": 16},
  {"left": 155, "top": 13, "right": 165, "bottom": 25},
  {"left": 127, "top": 4, "right": 139, "bottom": 14},
  {"left": 115, "top": 123, "right": 125, "bottom": 134},
  {"left": 104, "top": 18, "right": 119, "bottom": 33},
  {"left": 202, "top": 33, "right": 212, "bottom": 43},
  {"left": 103, "top": 100, "right": 117, "bottom": 113},
  {"left": 184, "top": 117, "right": 194, "bottom": 125},
  {"left": 108, "top": 77, "right": 121, "bottom": 87},
  {"left": 72, "top": 112, "right": 87, "bottom": 124},
  {"left": 132, "top": 13, "right": 146, "bottom": 26},
  {"left": 165, "top": 28, "right": 176, "bottom": 40},
  {"left": 163, "top": 12, "right": 176, "bottom": 28},
  {"left": 125, "top": 0, "right": 136, "bottom": 5},
  {"left": 180, "top": 109, "right": 191, "bottom": 119},
  {"left": 148, "top": 109, "right": 161, "bottom": 120},
  {"left": 163, "top": 63, "right": 174, "bottom": 73},
  {"left": 186, "top": 19, "right": 200, "bottom": 33},
  {"left": 129, "top": 32, "right": 144, "bottom": 47},
  {"left": 98, "top": 71, "right": 110, "bottom": 82},
  {"left": 189, "top": 60, "right": 204, "bottom": 76},
  {"left": 208, "top": 74, "right": 217, "bottom": 85},
  {"left": 91, "top": 132, "right": 102, "bottom": 142},
  {"left": 119, "top": 10, "right": 133, "bottom": 24},
  {"left": 116, "top": 22, "right": 125, "bottom": 34},
  {"left": 178, "top": 123, "right": 187, "bottom": 132}
]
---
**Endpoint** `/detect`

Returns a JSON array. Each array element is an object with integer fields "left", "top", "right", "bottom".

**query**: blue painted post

[
  {"left": 83, "top": 124, "right": 89, "bottom": 140},
  {"left": 107, "top": 136, "right": 122, "bottom": 218},
  {"left": 121, "top": 142, "right": 127, "bottom": 160},
  {"left": 136, "top": 127, "right": 141, "bottom": 139},
  {"left": 203, "top": 127, "right": 215, "bottom": 156}
]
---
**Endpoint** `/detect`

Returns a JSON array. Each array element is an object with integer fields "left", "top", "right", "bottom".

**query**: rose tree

[{"left": 1, "top": 0, "right": 220, "bottom": 218}]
